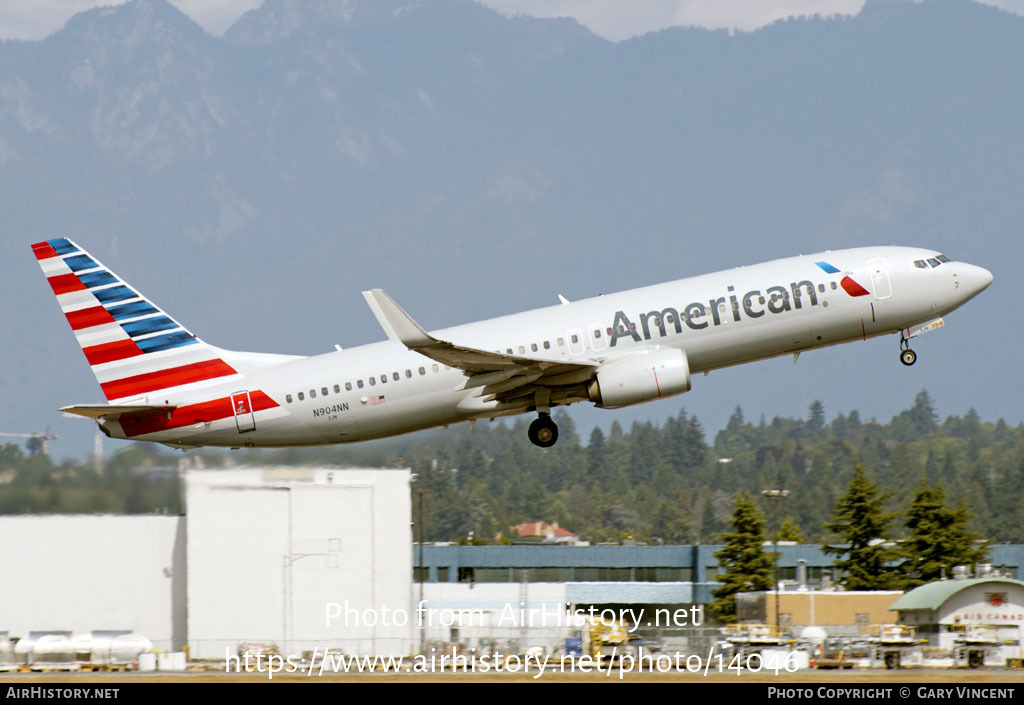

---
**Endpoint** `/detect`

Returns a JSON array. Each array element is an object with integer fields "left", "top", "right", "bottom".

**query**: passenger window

[
  {"left": 419, "top": 367, "right": 426, "bottom": 375},
  {"left": 286, "top": 394, "right": 293, "bottom": 403},
  {"left": 759, "top": 296, "right": 766, "bottom": 304},
  {"left": 333, "top": 385, "right": 340, "bottom": 394},
  {"left": 357, "top": 380, "right": 364, "bottom": 389},
  {"left": 393, "top": 372, "right": 399, "bottom": 381},
  {"left": 310, "top": 389, "right": 316, "bottom": 398},
  {"left": 593, "top": 330, "right": 601, "bottom": 339},
  {"left": 543, "top": 341, "right": 550, "bottom": 349},
  {"left": 518, "top": 346, "right": 525, "bottom": 354},
  {"left": 571, "top": 334, "right": 579, "bottom": 344},
  {"left": 380, "top": 375, "right": 387, "bottom": 384},
  {"left": 298, "top": 392, "right": 305, "bottom": 401},
  {"left": 405, "top": 370, "right": 412, "bottom": 378},
  {"left": 322, "top": 387, "right": 328, "bottom": 396},
  {"left": 369, "top": 377, "right": 376, "bottom": 386},
  {"left": 818, "top": 284, "right": 825, "bottom": 293},
  {"left": 345, "top": 382, "right": 352, "bottom": 391},
  {"left": 531, "top": 343, "right": 538, "bottom": 351},
  {"left": 830, "top": 282, "right": 837, "bottom": 290},
  {"left": 506, "top": 348, "right": 513, "bottom": 354},
  {"left": 557, "top": 338, "right": 565, "bottom": 346},
  {"left": 432, "top": 364, "right": 439, "bottom": 373}
]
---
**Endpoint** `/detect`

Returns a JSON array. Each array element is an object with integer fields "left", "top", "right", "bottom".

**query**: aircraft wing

[
  {"left": 61, "top": 404, "right": 177, "bottom": 419},
  {"left": 362, "top": 289, "right": 597, "bottom": 398}
]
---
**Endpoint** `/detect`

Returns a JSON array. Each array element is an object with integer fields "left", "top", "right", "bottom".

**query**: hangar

[
  {"left": 0, "top": 467, "right": 414, "bottom": 660},
  {"left": 891, "top": 575, "right": 1024, "bottom": 651}
]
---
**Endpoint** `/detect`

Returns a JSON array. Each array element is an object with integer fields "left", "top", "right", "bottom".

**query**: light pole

[
  {"left": 417, "top": 489, "right": 435, "bottom": 655},
  {"left": 761, "top": 488, "right": 789, "bottom": 638}
]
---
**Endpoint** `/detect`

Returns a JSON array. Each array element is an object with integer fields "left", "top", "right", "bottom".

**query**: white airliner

[{"left": 33, "top": 239, "right": 992, "bottom": 449}]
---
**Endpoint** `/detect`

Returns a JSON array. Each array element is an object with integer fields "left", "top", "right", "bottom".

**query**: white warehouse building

[
  {"left": 185, "top": 468, "right": 414, "bottom": 659},
  {"left": 0, "top": 515, "right": 185, "bottom": 651},
  {"left": 0, "top": 467, "right": 414, "bottom": 661}
]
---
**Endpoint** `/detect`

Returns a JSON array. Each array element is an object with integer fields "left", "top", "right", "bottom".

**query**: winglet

[{"left": 362, "top": 289, "right": 435, "bottom": 347}]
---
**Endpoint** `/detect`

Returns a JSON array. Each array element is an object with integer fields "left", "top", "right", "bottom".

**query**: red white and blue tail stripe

[{"left": 32, "top": 238, "right": 242, "bottom": 403}]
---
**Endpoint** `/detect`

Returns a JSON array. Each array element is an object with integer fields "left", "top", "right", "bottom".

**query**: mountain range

[{"left": 2, "top": 0, "right": 1020, "bottom": 459}]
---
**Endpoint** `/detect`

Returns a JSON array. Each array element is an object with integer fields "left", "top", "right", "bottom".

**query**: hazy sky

[{"left": 3, "top": 0, "right": 1022, "bottom": 41}]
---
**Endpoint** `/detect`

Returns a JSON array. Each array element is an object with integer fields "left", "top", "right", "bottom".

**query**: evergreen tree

[
  {"left": 908, "top": 390, "right": 938, "bottom": 436},
  {"left": 807, "top": 401, "right": 826, "bottom": 432},
  {"left": 902, "top": 478, "right": 989, "bottom": 588},
  {"left": 823, "top": 466, "right": 903, "bottom": 590},
  {"left": 650, "top": 497, "right": 693, "bottom": 543},
  {"left": 699, "top": 495, "right": 718, "bottom": 543},
  {"left": 778, "top": 516, "right": 804, "bottom": 543},
  {"left": 709, "top": 493, "right": 774, "bottom": 623}
]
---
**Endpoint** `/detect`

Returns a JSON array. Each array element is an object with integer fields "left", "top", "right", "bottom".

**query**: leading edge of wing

[{"left": 361, "top": 288, "right": 597, "bottom": 377}]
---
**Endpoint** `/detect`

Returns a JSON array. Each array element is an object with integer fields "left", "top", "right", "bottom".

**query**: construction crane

[{"left": 0, "top": 430, "right": 59, "bottom": 456}]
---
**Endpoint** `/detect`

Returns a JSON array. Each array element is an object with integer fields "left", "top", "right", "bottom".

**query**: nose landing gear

[
  {"left": 899, "top": 332, "right": 917, "bottom": 366},
  {"left": 528, "top": 413, "right": 558, "bottom": 448}
]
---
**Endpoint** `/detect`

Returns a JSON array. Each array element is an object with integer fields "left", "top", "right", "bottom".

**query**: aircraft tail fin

[{"left": 32, "top": 238, "right": 244, "bottom": 403}]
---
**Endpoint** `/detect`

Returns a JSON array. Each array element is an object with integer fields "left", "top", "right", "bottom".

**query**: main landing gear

[
  {"left": 528, "top": 413, "right": 558, "bottom": 448},
  {"left": 899, "top": 333, "right": 917, "bottom": 366}
]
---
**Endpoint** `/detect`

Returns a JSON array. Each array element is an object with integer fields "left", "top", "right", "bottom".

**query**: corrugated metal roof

[{"left": 890, "top": 578, "right": 1024, "bottom": 611}]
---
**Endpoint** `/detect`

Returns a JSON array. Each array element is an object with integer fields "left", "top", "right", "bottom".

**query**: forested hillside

[{"left": 2, "top": 390, "right": 1020, "bottom": 546}]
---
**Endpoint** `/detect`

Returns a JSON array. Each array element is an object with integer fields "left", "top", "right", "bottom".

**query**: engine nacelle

[{"left": 589, "top": 348, "right": 691, "bottom": 409}]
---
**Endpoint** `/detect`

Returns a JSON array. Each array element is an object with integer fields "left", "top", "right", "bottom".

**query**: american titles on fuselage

[{"left": 609, "top": 278, "right": 828, "bottom": 346}]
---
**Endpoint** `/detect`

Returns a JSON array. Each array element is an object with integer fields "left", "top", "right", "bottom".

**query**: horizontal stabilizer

[{"left": 60, "top": 404, "right": 176, "bottom": 419}]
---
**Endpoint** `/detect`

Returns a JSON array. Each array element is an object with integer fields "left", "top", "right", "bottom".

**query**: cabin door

[
  {"left": 231, "top": 390, "right": 256, "bottom": 433},
  {"left": 868, "top": 258, "right": 892, "bottom": 300}
]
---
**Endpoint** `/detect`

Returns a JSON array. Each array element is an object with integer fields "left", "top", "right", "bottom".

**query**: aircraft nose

[{"left": 957, "top": 263, "right": 993, "bottom": 299}]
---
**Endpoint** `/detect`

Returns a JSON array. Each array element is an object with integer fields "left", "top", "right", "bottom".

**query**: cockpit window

[
  {"left": 936, "top": 254, "right": 951, "bottom": 263},
  {"left": 914, "top": 260, "right": 928, "bottom": 269},
  {"left": 927, "top": 258, "right": 941, "bottom": 268}
]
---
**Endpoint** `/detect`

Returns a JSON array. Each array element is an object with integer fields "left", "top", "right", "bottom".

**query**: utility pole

[
  {"left": 417, "top": 489, "right": 435, "bottom": 655},
  {"left": 761, "top": 486, "right": 789, "bottom": 637}
]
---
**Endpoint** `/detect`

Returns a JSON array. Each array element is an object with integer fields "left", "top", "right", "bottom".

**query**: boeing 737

[{"left": 32, "top": 239, "right": 992, "bottom": 449}]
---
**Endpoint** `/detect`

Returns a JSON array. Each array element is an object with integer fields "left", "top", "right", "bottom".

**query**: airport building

[
  {"left": 0, "top": 467, "right": 414, "bottom": 660},
  {"left": 892, "top": 576, "right": 1024, "bottom": 651},
  {"left": 1, "top": 467, "right": 1022, "bottom": 663}
]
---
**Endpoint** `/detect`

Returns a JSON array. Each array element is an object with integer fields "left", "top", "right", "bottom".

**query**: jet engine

[{"left": 588, "top": 348, "right": 691, "bottom": 409}]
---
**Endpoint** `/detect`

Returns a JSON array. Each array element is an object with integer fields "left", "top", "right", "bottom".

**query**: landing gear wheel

[
  {"left": 528, "top": 414, "right": 558, "bottom": 448},
  {"left": 900, "top": 349, "right": 917, "bottom": 366}
]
